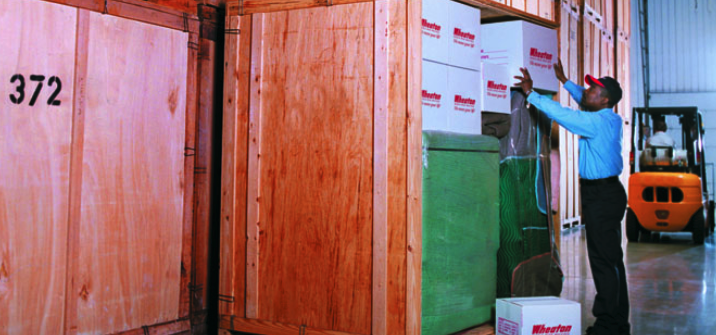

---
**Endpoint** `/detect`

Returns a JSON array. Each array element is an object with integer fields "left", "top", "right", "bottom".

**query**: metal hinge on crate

[
  {"left": 218, "top": 294, "right": 235, "bottom": 303},
  {"left": 184, "top": 147, "right": 196, "bottom": 157}
]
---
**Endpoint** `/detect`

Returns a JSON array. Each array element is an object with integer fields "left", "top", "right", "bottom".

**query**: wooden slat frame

[
  {"left": 406, "top": 0, "right": 422, "bottom": 334},
  {"left": 245, "top": 13, "right": 265, "bottom": 320},
  {"left": 372, "top": 1, "right": 390, "bottom": 334},
  {"left": 219, "top": 316, "right": 365, "bottom": 335},
  {"left": 226, "top": 0, "right": 559, "bottom": 28},
  {"left": 219, "top": 14, "right": 251, "bottom": 319},
  {"left": 180, "top": 29, "right": 200, "bottom": 321},
  {"left": 41, "top": 0, "right": 200, "bottom": 32}
]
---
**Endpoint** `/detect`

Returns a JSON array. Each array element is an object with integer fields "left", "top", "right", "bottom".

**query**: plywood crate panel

[
  {"left": 74, "top": 12, "right": 187, "bottom": 334},
  {"left": 0, "top": 0, "right": 218, "bottom": 333},
  {"left": 219, "top": 1, "right": 421, "bottom": 334},
  {"left": 0, "top": 1, "right": 76, "bottom": 333}
]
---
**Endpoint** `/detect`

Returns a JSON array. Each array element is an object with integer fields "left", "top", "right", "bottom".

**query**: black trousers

[{"left": 581, "top": 180, "right": 630, "bottom": 334}]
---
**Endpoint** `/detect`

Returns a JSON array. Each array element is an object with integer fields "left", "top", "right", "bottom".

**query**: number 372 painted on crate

[{"left": 9, "top": 74, "right": 62, "bottom": 106}]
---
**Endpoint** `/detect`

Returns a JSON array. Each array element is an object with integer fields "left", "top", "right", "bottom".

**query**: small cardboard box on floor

[{"left": 496, "top": 297, "right": 580, "bottom": 335}]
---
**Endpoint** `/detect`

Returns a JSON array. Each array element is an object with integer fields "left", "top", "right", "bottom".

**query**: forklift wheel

[{"left": 692, "top": 210, "right": 706, "bottom": 245}]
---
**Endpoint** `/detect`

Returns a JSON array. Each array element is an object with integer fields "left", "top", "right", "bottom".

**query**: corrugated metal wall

[
  {"left": 649, "top": 0, "right": 716, "bottom": 93},
  {"left": 631, "top": 0, "right": 716, "bottom": 195},
  {"left": 631, "top": 0, "right": 716, "bottom": 99}
]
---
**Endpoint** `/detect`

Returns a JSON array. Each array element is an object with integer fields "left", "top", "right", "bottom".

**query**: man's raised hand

[
  {"left": 514, "top": 67, "right": 534, "bottom": 95},
  {"left": 554, "top": 59, "right": 568, "bottom": 84}
]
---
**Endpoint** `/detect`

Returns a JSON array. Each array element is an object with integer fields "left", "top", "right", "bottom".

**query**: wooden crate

[
  {"left": 0, "top": 0, "right": 219, "bottom": 334},
  {"left": 219, "top": 1, "right": 422, "bottom": 334},
  {"left": 219, "top": 0, "right": 547, "bottom": 334}
]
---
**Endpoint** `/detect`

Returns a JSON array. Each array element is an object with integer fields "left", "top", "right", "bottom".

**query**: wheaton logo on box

[
  {"left": 529, "top": 48, "right": 554, "bottom": 70},
  {"left": 454, "top": 94, "right": 476, "bottom": 113},
  {"left": 532, "top": 324, "right": 573, "bottom": 335},
  {"left": 487, "top": 80, "right": 508, "bottom": 99},
  {"left": 422, "top": 19, "right": 442, "bottom": 39},
  {"left": 422, "top": 90, "right": 442, "bottom": 108},
  {"left": 453, "top": 28, "right": 476, "bottom": 48}
]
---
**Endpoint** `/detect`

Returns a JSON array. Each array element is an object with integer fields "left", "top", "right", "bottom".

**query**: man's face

[{"left": 580, "top": 85, "right": 608, "bottom": 111}]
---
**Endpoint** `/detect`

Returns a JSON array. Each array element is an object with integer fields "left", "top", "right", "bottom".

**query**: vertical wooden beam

[
  {"left": 406, "top": 0, "right": 422, "bottom": 334},
  {"left": 64, "top": 8, "right": 90, "bottom": 335},
  {"left": 220, "top": 14, "right": 252, "bottom": 319},
  {"left": 386, "top": 0, "right": 408, "bottom": 334},
  {"left": 245, "top": 13, "right": 265, "bottom": 320},
  {"left": 373, "top": 1, "right": 389, "bottom": 334},
  {"left": 180, "top": 28, "right": 200, "bottom": 320}
]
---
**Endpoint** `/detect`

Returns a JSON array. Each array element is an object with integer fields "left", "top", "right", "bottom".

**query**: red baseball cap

[{"left": 585, "top": 74, "right": 623, "bottom": 105}]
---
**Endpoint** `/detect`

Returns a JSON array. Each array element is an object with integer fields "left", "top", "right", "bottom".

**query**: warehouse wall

[{"left": 631, "top": 0, "right": 716, "bottom": 194}]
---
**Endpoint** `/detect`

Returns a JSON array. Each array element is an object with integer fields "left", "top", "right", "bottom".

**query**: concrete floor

[{"left": 560, "top": 227, "right": 716, "bottom": 335}]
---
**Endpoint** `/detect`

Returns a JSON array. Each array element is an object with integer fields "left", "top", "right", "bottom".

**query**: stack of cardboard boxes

[{"left": 422, "top": 0, "right": 560, "bottom": 136}]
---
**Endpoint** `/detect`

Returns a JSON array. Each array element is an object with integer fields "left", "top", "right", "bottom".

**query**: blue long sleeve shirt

[{"left": 526, "top": 81, "right": 623, "bottom": 180}]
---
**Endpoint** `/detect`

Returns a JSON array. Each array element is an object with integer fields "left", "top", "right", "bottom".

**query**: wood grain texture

[
  {"left": 180, "top": 29, "right": 199, "bottom": 320},
  {"left": 218, "top": 16, "right": 240, "bottom": 319},
  {"left": 385, "top": 1, "right": 408, "bottom": 334},
  {"left": 0, "top": 1, "right": 77, "bottom": 334},
  {"left": 219, "top": 316, "right": 365, "bottom": 335},
  {"left": 511, "top": 0, "right": 526, "bottom": 12},
  {"left": 112, "top": 318, "right": 190, "bottom": 335},
  {"left": 526, "top": 0, "right": 539, "bottom": 16},
  {"left": 219, "top": 14, "right": 252, "bottom": 319},
  {"left": 406, "top": 0, "right": 422, "bottom": 334},
  {"left": 40, "top": 0, "right": 200, "bottom": 32},
  {"left": 372, "top": 1, "right": 389, "bottom": 334},
  {"left": 245, "top": 12, "right": 264, "bottom": 320},
  {"left": 228, "top": 0, "right": 372, "bottom": 16},
  {"left": 65, "top": 8, "right": 91, "bottom": 335},
  {"left": 74, "top": 12, "right": 188, "bottom": 334},
  {"left": 251, "top": 4, "right": 375, "bottom": 333},
  {"left": 461, "top": 0, "right": 558, "bottom": 28},
  {"left": 538, "top": 0, "right": 554, "bottom": 20}
]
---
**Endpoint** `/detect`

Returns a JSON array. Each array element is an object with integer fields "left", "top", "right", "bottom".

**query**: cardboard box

[
  {"left": 482, "top": 21, "right": 559, "bottom": 92},
  {"left": 423, "top": 0, "right": 481, "bottom": 70},
  {"left": 422, "top": 0, "right": 449, "bottom": 64},
  {"left": 422, "top": 61, "right": 482, "bottom": 135},
  {"left": 447, "top": 65, "right": 482, "bottom": 134},
  {"left": 482, "top": 62, "right": 511, "bottom": 114},
  {"left": 496, "top": 297, "right": 581, "bottom": 335},
  {"left": 447, "top": 0, "right": 481, "bottom": 70},
  {"left": 422, "top": 60, "right": 449, "bottom": 132}
]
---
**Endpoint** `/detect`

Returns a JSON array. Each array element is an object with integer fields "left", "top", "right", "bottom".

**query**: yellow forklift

[{"left": 627, "top": 107, "right": 714, "bottom": 244}]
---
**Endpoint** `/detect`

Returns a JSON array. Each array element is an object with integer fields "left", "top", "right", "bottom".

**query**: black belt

[{"left": 580, "top": 176, "right": 619, "bottom": 186}]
